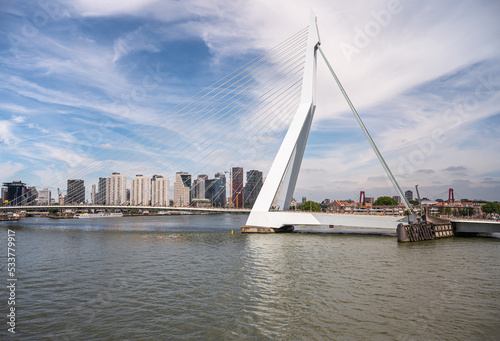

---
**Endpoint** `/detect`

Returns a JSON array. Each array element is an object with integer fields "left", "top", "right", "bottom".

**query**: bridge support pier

[{"left": 240, "top": 225, "right": 294, "bottom": 233}]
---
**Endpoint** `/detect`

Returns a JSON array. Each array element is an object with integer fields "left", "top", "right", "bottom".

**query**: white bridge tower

[{"left": 243, "top": 13, "right": 411, "bottom": 232}]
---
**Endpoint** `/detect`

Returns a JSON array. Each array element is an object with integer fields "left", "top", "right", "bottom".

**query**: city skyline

[
  {"left": 1, "top": 1, "right": 499, "bottom": 201},
  {"left": 4, "top": 169, "right": 492, "bottom": 208}
]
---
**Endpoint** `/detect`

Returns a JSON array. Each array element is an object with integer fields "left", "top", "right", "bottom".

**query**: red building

[{"left": 232, "top": 167, "right": 244, "bottom": 208}]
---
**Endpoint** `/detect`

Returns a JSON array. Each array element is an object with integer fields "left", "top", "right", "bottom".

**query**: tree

[
  {"left": 481, "top": 202, "right": 500, "bottom": 215},
  {"left": 458, "top": 207, "right": 474, "bottom": 217},
  {"left": 373, "top": 196, "right": 398, "bottom": 206},
  {"left": 300, "top": 200, "right": 320, "bottom": 212},
  {"left": 409, "top": 200, "right": 419, "bottom": 206}
]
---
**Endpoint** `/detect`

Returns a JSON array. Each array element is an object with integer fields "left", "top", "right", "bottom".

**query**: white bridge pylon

[{"left": 244, "top": 13, "right": 410, "bottom": 231}]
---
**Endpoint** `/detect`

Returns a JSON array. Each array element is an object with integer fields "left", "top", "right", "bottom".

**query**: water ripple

[{"left": 1, "top": 216, "right": 499, "bottom": 340}]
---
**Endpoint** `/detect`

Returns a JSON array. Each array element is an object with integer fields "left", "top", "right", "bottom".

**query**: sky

[{"left": 1, "top": 0, "right": 499, "bottom": 202}]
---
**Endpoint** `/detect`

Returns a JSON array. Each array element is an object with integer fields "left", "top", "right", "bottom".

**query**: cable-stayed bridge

[{"left": 2, "top": 14, "right": 414, "bottom": 231}]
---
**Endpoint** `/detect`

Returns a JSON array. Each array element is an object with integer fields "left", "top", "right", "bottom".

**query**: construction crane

[{"left": 57, "top": 188, "right": 64, "bottom": 205}]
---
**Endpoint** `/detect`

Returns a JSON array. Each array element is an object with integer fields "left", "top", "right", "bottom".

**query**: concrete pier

[{"left": 397, "top": 215, "right": 454, "bottom": 242}]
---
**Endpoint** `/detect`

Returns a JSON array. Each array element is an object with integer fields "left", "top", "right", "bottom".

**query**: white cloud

[
  {"left": 11, "top": 115, "right": 26, "bottom": 123},
  {"left": 74, "top": 0, "right": 160, "bottom": 17},
  {"left": 112, "top": 25, "right": 161, "bottom": 63},
  {"left": 27, "top": 123, "right": 50, "bottom": 134},
  {"left": 0, "top": 161, "right": 25, "bottom": 180}
]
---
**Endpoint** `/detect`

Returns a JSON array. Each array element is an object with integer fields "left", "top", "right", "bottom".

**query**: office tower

[
  {"left": 2, "top": 181, "right": 27, "bottom": 206},
  {"left": 213, "top": 172, "right": 226, "bottom": 207},
  {"left": 67, "top": 179, "right": 85, "bottom": 204},
  {"left": 174, "top": 172, "right": 191, "bottom": 207},
  {"left": 110, "top": 172, "right": 127, "bottom": 205},
  {"left": 38, "top": 188, "right": 51, "bottom": 205},
  {"left": 204, "top": 178, "right": 216, "bottom": 205},
  {"left": 97, "top": 177, "right": 110, "bottom": 204},
  {"left": 130, "top": 174, "right": 150, "bottom": 206},
  {"left": 405, "top": 190, "right": 413, "bottom": 202},
  {"left": 392, "top": 196, "right": 401, "bottom": 204},
  {"left": 232, "top": 167, "right": 243, "bottom": 208},
  {"left": 27, "top": 186, "right": 38, "bottom": 205},
  {"left": 192, "top": 174, "right": 208, "bottom": 199},
  {"left": 244, "top": 170, "right": 263, "bottom": 208},
  {"left": 91, "top": 184, "right": 96, "bottom": 204},
  {"left": 1, "top": 185, "right": 7, "bottom": 204},
  {"left": 151, "top": 175, "right": 170, "bottom": 206}
]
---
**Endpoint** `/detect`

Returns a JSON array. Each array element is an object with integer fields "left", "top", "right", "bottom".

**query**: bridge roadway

[
  {"left": 452, "top": 219, "right": 500, "bottom": 234},
  {"left": 0, "top": 205, "right": 251, "bottom": 214}
]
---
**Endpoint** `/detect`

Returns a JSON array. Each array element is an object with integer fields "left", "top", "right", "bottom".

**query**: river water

[{"left": 1, "top": 214, "right": 499, "bottom": 340}]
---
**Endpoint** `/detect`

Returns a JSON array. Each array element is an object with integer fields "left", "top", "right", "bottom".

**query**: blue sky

[{"left": 1, "top": 0, "right": 499, "bottom": 202}]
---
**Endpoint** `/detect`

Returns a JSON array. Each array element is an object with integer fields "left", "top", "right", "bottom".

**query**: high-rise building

[
  {"left": 91, "top": 184, "right": 96, "bottom": 204},
  {"left": 151, "top": 175, "right": 170, "bottom": 206},
  {"left": 130, "top": 174, "right": 150, "bottom": 206},
  {"left": 192, "top": 174, "right": 208, "bottom": 200},
  {"left": 2, "top": 181, "right": 27, "bottom": 206},
  {"left": 27, "top": 186, "right": 38, "bottom": 205},
  {"left": 244, "top": 170, "right": 263, "bottom": 208},
  {"left": 97, "top": 177, "right": 110, "bottom": 204},
  {"left": 204, "top": 178, "right": 216, "bottom": 205},
  {"left": 232, "top": 167, "right": 244, "bottom": 208},
  {"left": 213, "top": 172, "right": 226, "bottom": 207},
  {"left": 405, "top": 190, "right": 413, "bottom": 202},
  {"left": 1, "top": 185, "right": 7, "bottom": 204},
  {"left": 392, "top": 196, "right": 401, "bottom": 204},
  {"left": 174, "top": 172, "right": 191, "bottom": 207},
  {"left": 38, "top": 188, "right": 51, "bottom": 205},
  {"left": 110, "top": 172, "right": 127, "bottom": 205},
  {"left": 67, "top": 179, "right": 85, "bottom": 204}
]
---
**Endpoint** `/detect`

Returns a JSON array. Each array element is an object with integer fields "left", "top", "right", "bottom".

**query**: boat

[{"left": 74, "top": 212, "right": 123, "bottom": 219}]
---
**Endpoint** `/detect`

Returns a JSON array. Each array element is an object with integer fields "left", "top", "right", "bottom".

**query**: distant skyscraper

[
  {"left": 244, "top": 170, "right": 263, "bottom": 208},
  {"left": 232, "top": 167, "right": 243, "bottom": 208},
  {"left": 405, "top": 190, "right": 413, "bottom": 202},
  {"left": 174, "top": 172, "right": 191, "bottom": 207},
  {"left": 2, "top": 181, "right": 27, "bottom": 206},
  {"left": 151, "top": 175, "right": 170, "bottom": 206},
  {"left": 110, "top": 173, "right": 127, "bottom": 205},
  {"left": 91, "top": 184, "right": 96, "bottom": 204},
  {"left": 131, "top": 174, "right": 150, "bottom": 206},
  {"left": 67, "top": 179, "right": 85, "bottom": 204},
  {"left": 192, "top": 174, "right": 208, "bottom": 200},
  {"left": 1, "top": 185, "right": 7, "bottom": 204},
  {"left": 27, "top": 186, "right": 38, "bottom": 205},
  {"left": 204, "top": 178, "right": 216, "bottom": 205},
  {"left": 38, "top": 188, "right": 51, "bottom": 205},
  {"left": 97, "top": 177, "right": 110, "bottom": 204},
  {"left": 213, "top": 172, "right": 226, "bottom": 207},
  {"left": 392, "top": 195, "right": 401, "bottom": 204}
]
